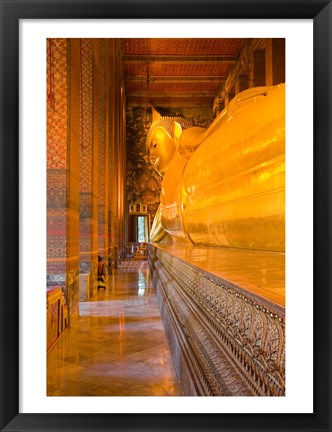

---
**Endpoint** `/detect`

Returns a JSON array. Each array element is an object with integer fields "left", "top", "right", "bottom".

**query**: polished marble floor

[{"left": 47, "top": 261, "right": 183, "bottom": 396}]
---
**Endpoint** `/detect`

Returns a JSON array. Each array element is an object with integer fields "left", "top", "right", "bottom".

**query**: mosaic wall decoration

[
  {"left": 47, "top": 38, "right": 69, "bottom": 278},
  {"left": 78, "top": 38, "right": 98, "bottom": 285},
  {"left": 47, "top": 169, "right": 67, "bottom": 209},
  {"left": 97, "top": 39, "right": 106, "bottom": 207},
  {"left": 46, "top": 38, "right": 149, "bottom": 326},
  {"left": 47, "top": 39, "right": 68, "bottom": 170},
  {"left": 80, "top": 38, "right": 93, "bottom": 193},
  {"left": 47, "top": 39, "right": 81, "bottom": 326},
  {"left": 96, "top": 39, "right": 109, "bottom": 257},
  {"left": 126, "top": 107, "right": 161, "bottom": 215},
  {"left": 66, "top": 39, "right": 81, "bottom": 325}
]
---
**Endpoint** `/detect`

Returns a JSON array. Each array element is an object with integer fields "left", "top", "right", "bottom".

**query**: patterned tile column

[
  {"left": 47, "top": 38, "right": 80, "bottom": 325},
  {"left": 94, "top": 39, "right": 109, "bottom": 262},
  {"left": 79, "top": 39, "right": 98, "bottom": 293},
  {"left": 47, "top": 38, "right": 68, "bottom": 283}
]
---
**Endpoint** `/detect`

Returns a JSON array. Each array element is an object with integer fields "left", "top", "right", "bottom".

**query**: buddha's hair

[{"left": 146, "top": 116, "right": 192, "bottom": 148}]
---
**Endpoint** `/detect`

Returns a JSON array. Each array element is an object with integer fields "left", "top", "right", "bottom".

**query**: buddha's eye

[{"left": 153, "top": 143, "right": 157, "bottom": 148}]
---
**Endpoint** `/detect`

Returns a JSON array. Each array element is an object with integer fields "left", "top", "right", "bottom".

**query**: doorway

[
  {"left": 128, "top": 214, "right": 150, "bottom": 243},
  {"left": 127, "top": 214, "right": 150, "bottom": 258}
]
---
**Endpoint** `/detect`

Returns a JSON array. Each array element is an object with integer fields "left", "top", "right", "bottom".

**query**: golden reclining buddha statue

[{"left": 146, "top": 84, "right": 285, "bottom": 252}]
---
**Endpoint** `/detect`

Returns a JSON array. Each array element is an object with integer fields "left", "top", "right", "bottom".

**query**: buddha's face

[{"left": 147, "top": 127, "right": 176, "bottom": 176}]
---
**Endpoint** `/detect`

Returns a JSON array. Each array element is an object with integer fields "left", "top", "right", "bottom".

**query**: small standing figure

[{"left": 97, "top": 255, "right": 106, "bottom": 290}]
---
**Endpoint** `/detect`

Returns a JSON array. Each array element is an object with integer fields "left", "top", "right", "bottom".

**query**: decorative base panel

[
  {"left": 148, "top": 244, "right": 285, "bottom": 396},
  {"left": 47, "top": 286, "right": 68, "bottom": 352}
]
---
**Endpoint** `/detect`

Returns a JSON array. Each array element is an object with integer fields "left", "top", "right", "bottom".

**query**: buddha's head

[{"left": 146, "top": 109, "right": 192, "bottom": 176}]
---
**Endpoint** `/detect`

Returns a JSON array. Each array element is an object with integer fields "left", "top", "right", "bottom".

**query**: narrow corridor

[{"left": 47, "top": 261, "right": 183, "bottom": 396}]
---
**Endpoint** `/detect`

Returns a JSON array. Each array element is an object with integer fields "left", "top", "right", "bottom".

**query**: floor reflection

[{"left": 47, "top": 261, "right": 182, "bottom": 396}]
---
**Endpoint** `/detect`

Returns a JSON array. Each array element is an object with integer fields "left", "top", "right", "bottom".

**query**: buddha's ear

[
  {"left": 173, "top": 121, "right": 183, "bottom": 144},
  {"left": 151, "top": 107, "right": 161, "bottom": 123}
]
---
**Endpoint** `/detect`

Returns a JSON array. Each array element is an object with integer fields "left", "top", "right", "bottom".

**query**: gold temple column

[
  {"left": 94, "top": 39, "right": 109, "bottom": 261},
  {"left": 248, "top": 50, "right": 254, "bottom": 88},
  {"left": 107, "top": 39, "right": 127, "bottom": 265},
  {"left": 104, "top": 39, "right": 112, "bottom": 271},
  {"left": 272, "top": 39, "right": 286, "bottom": 84},
  {"left": 265, "top": 38, "right": 285, "bottom": 86},
  {"left": 116, "top": 41, "right": 127, "bottom": 260},
  {"left": 109, "top": 39, "right": 119, "bottom": 267},
  {"left": 121, "top": 84, "right": 128, "bottom": 256},
  {"left": 253, "top": 49, "right": 266, "bottom": 87},
  {"left": 106, "top": 39, "right": 115, "bottom": 269},
  {"left": 265, "top": 38, "right": 273, "bottom": 86}
]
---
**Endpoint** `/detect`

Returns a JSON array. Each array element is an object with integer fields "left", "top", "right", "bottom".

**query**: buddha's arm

[
  {"left": 177, "top": 127, "right": 206, "bottom": 156},
  {"left": 150, "top": 204, "right": 168, "bottom": 243}
]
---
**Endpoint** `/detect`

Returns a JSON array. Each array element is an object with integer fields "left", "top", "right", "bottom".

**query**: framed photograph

[{"left": 1, "top": 1, "right": 331, "bottom": 432}]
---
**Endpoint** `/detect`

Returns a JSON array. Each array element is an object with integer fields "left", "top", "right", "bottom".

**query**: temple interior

[{"left": 47, "top": 38, "right": 285, "bottom": 397}]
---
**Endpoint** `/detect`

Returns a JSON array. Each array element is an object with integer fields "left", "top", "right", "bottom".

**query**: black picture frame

[{"left": 1, "top": 1, "right": 331, "bottom": 431}]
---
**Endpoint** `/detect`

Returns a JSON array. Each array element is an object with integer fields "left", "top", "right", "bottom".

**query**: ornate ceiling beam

[
  {"left": 128, "top": 91, "right": 216, "bottom": 98},
  {"left": 125, "top": 76, "right": 226, "bottom": 83},
  {"left": 126, "top": 100, "right": 213, "bottom": 108},
  {"left": 123, "top": 55, "right": 237, "bottom": 64}
]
